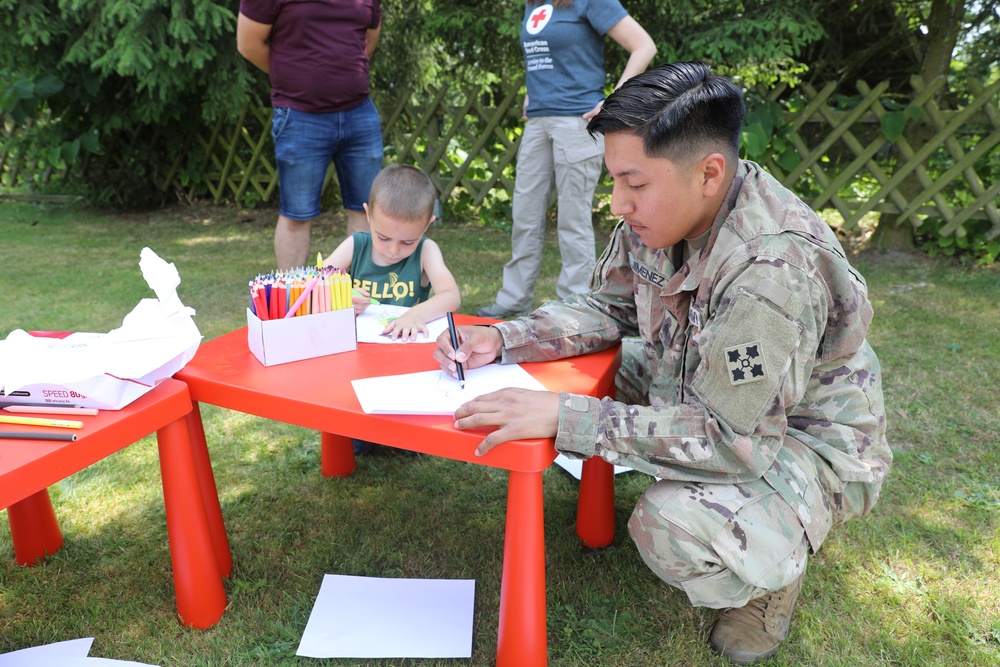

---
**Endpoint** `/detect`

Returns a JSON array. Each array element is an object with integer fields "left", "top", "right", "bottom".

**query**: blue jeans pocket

[{"left": 271, "top": 107, "right": 291, "bottom": 141}]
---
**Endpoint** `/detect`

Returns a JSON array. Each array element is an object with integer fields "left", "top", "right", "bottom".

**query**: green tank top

[{"left": 350, "top": 232, "right": 432, "bottom": 307}]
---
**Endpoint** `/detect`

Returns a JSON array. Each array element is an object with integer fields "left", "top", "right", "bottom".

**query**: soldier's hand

[
  {"left": 452, "top": 388, "right": 560, "bottom": 456},
  {"left": 434, "top": 324, "right": 503, "bottom": 378}
]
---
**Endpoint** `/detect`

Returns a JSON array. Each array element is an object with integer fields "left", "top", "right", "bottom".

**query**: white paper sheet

[
  {"left": 355, "top": 305, "right": 449, "bottom": 344},
  {"left": 296, "top": 574, "right": 475, "bottom": 658},
  {"left": 37, "top": 659, "right": 159, "bottom": 667},
  {"left": 351, "top": 363, "right": 547, "bottom": 414},
  {"left": 0, "top": 639, "right": 93, "bottom": 665},
  {"left": 553, "top": 453, "right": 637, "bottom": 480},
  {"left": 0, "top": 638, "right": 159, "bottom": 666}
]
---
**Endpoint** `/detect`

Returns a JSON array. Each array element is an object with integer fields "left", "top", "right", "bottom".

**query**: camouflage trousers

[{"left": 617, "top": 338, "right": 810, "bottom": 609}]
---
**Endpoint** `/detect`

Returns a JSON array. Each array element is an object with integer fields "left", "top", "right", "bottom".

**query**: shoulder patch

[
  {"left": 725, "top": 341, "right": 767, "bottom": 384},
  {"left": 691, "top": 290, "right": 803, "bottom": 435}
]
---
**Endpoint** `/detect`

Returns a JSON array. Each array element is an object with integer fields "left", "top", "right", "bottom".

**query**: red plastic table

[
  {"left": 175, "top": 316, "right": 621, "bottom": 666},
  {"left": 0, "top": 378, "right": 231, "bottom": 629}
]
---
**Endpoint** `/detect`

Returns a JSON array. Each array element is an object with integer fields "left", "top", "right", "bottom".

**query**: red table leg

[
  {"left": 7, "top": 490, "right": 64, "bottom": 566},
  {"left": 185, "top": 404, "right": 233, "bottom": 578},
  {"left": 497, "top": 470, "right": 547, "bottom": 667},
  {"left": 321, "top": 432, "right": 355, "bottom": 477},
  {"left": 156, "top": 416, "right": 227, "bottom": 629},
  {"left": 576, "top": 457, "right": 616, "bottom": 548}
]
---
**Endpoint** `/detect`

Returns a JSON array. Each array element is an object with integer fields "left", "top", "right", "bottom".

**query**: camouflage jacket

[{"left": 494, "top": 160, "right": 892, "bottom": 548}]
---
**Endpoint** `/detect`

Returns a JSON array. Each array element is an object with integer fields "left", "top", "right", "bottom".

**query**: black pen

[
  {"left": 446, "top": 312, "right": 466, "bottom": 389},
  {"left": 0, "top": 431, "right": 78, "bottom": 442}
]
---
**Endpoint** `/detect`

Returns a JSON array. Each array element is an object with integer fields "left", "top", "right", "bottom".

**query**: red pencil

[
  {"left": 276, "top": 281, "right": 287, "bottom": 318},
  {"left": 268, "top": 280, "right": 279, "bottom": 320}
]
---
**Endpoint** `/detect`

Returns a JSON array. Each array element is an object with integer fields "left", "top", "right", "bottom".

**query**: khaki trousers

[{"left": 494, "top": 116, "right": 604, "bottom": 311}]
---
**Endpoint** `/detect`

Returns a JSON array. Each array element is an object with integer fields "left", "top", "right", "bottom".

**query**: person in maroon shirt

[{"left": 237, "top": 0, "right": 384, "bottom": 270}]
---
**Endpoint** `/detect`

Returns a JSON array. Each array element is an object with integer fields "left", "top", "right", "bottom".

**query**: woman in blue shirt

[{"left": 478, "top": 0, "right": 655, "bottom": 319}]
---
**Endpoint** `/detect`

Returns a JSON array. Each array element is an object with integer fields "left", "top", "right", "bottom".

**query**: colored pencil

[
  {"left": 285, "top": 276, "right": 319, "bottom": 318},
  {"left": 4, "top": 406, "right": 99, "bottom": 416},
  {"left": 0, "top": 431, "right": 78, "bottom": 442},
  {"left": 0, "top": 415, "right": 84, "bottom": 429}
]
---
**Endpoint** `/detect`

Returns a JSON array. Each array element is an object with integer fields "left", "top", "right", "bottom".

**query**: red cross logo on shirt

[{"left": 526, "top": 4, "right": 553, "bottom": 35}]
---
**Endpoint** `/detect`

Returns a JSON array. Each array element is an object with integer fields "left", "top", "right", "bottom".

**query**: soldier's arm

[
  {"left": 554, "top": 258, "right": 828, "bottom": 483},
  {"left": 494, "top": 221, "right": 639, "bottom": 362}
]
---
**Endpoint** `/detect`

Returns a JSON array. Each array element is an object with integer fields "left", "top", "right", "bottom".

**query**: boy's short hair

[
  {"left": 587, "top": 62, "right": 746, "bottom": 166},
  {"left": 368, "top": 163, "right": 438, "bottom": 223}
]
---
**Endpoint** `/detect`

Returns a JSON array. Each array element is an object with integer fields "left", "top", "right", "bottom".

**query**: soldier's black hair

[{"left": 587, "top": 62, "right": 745, "bottom": 165}]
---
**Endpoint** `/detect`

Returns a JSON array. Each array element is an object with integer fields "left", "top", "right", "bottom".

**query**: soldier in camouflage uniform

[{"left": 434, "top": 62, "right": 891, "bottom": 664}]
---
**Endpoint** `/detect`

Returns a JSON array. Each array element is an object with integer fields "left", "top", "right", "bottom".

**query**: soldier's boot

[{"left": 708, "top": 572, "right": 804, "bottom": 664}]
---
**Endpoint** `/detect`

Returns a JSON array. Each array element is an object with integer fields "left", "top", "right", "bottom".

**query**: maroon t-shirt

[{"left": 240, "top": 0, "right": 381, "bottom": 113}]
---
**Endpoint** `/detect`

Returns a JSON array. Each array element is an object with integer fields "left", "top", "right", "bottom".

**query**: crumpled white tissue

[{"left": 0, "top": 248, "right": 202, "bottom": 409}]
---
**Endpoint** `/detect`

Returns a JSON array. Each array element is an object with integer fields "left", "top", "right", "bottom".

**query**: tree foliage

[
  {"left": 800, "top": 0, "right": 999, "bottom": 90},
  {"left": 376, "top": 0, "right": 830, "bottom": 91},
  {"left": 378, "top": 0, "right": 998, "bottom": 92},
  {"left": 1, "top": 0, "right": 996, "bottom": 210},
  {"left": 0, "top": 0, "right": 255, "bottom": 205}
]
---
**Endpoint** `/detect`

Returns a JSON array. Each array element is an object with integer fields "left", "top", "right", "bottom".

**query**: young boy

[{"left": 322, "top": 163, "right": 461, "bottom": 341}]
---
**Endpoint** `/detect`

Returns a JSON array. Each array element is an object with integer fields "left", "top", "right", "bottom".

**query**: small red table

[
  {"left": 175, "top": 316, "right": 620, "bottom": 666},
  {"left": 0, "top": 378, "right": 231, "bottom": 629}
]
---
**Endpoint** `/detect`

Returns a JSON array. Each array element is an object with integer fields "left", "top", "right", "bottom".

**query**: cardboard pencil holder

[{"left": 247, "top": 307, "right": 357, "bottom": 367}]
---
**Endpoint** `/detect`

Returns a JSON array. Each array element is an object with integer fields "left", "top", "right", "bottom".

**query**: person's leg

[
  {"left": 272, "top": 107, "right": 335, "bottom": 270},
  {"left": 345, "top": 209, "right": 370, "bottom": 236},
  {"left": 332, "top": 97, "right": 383, "bottom": 238},
  {"left": 551, "top": 116, "right": 604, "bottom": 299},
  {"left": 491, "top": 117, "right": 554, "bottom": 313},
  {"left": 628, "top": 478, "right": 810, "bottom": 663},
  {"left": 629, "top": 479, "right": 808, "bottom": 608},
  {"left": 274, "top": 215, "right": 313, "bottom": 270},
  {"left": 334, "top": 98, "right": 385, "bottom": 454}
]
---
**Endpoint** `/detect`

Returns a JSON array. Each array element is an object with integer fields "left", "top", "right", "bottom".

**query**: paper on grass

[
  {"left": 351, "top": 362, "right": 547, "bottom": 414},
  {"left": 0, "top": 638, "right": 93, "bottom": 665},
  {"left": 296, "top": 574, "right": 475, "bottom": 659},
  {"left": 0, "top": 638, "right": 159, "bottom": 666},
  {"left": 36, "top": 659, "right": 159, "bottom": 667},
  {"left": 553, "top": 453, "right": 637, "bottom": 480},
  {"left": 355, "top": 304, "right": 449, "bottom": 344}
]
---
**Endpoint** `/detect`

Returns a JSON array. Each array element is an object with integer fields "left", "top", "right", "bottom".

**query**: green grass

[{"left": 1, "top": 201, "right": 998, "bottom": 666}]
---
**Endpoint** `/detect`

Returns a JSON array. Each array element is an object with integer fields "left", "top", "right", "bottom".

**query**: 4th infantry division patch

[{"left": 725, "top": 342, "right": 767, "bottom": 385}]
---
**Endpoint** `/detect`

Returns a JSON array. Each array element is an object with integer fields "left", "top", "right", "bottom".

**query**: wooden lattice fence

[
  {"left": 154, "top": 75, "right": 1000, "bottom": 234},
  {"left": 143, "top": 82, "right": 526, "bottom": 212},
  {"left": 3, "top": 76, "right": 998, "bottom": 239},
  {"left": 759, "top": 76, "right": 1000, "bottom": 236}
]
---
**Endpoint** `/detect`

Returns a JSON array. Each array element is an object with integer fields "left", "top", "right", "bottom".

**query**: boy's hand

[
  {"left": 351, "top": 289, "right": 373, "bottom": 315},
  {"left": 382, "top": 309, "right": 427, "bottom": 341}
]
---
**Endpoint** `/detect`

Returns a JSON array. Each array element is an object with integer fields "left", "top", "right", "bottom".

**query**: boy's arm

[
  {"left": 321, "top": 236, "right": 355, "bottom": 272},
  {"left": 407, "top": 239, "right": 461, "bottom": 323}
]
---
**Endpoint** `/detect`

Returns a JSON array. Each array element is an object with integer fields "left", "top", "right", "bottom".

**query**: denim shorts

[{"left": 271, "top": 98, "right": 384, "bottom": 220}]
